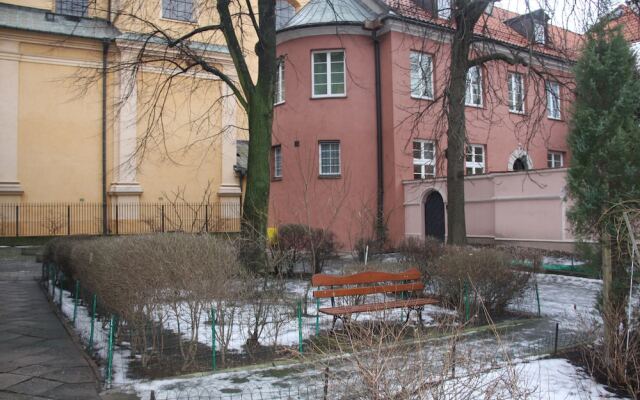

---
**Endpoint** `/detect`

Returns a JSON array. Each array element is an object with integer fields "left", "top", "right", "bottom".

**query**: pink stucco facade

[
  {"left": 404, "top": 168, "right": 575, "bottom": 251},
  {"left": 270, "top": 10, "right": 576, "bottom": 251}
]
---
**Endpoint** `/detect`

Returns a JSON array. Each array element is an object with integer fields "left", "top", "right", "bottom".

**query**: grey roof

[
  {"left": 282, "top": 0, "right": 376, "bottom": 30},
  {"left": 0, "top": 2, "right": 119, "bottom": 40}
]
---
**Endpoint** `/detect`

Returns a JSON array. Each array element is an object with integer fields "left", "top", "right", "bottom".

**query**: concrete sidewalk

[{"left": 0, "top": 251, "right": 102, "bottom": 400}]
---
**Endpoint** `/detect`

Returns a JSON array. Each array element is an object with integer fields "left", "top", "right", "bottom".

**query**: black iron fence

[{"left": 0, "top": 202, "right": 241, "bottom": 237}]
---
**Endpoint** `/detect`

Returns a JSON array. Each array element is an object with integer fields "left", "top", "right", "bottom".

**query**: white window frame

[
  {"left": 508, "top": 72, "right": 525, "bottom": 114},
  {"left": 546, "top": 81, "right": 561, "bottom": 120},
  {"left": 311, "top": 50, "right": 346, "bottom": 98},
  {"left": 410, "top": 51, "right": 434, "bottom": 100},
  {"left": 275, "top": 60, "right": 285, "bottom": 105},
  {"left": 273, "top": 146, "right": 282, "bottom": 178},
  {"left": 466, "top": 145, "right": 485, "bottom": 175},
  {"left": 437, "top": 0, "right": 451, "bottom": 19},
  {"left": 547, "top": 151, "right": 564, "bottom": 168},
  {"left": 534, "top": 21, "right": 546, "bottom": 44},
  {"left": 465, "top": 66, "right": 483, "bottom": 107},
  {"left": 161, "top": 0, "right": 195, "bottom": 22},
  {"left": 319, "top": 141, "right": 341, "bottom": 176},
  {"left": 413, "top": 140, "right": 436, "bottom": 179}
]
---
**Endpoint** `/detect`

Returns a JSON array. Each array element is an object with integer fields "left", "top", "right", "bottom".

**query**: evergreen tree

[
  {"left": 568, "top": 25, "right": 640, "bottom": 234},
  {"left": 567, "top": 23, "right": 640, "bottom": 356}
]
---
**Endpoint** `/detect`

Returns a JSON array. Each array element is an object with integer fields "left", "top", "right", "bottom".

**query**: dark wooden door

[{"left": 425, "top": 191, "right": 445, "bottom": 242}]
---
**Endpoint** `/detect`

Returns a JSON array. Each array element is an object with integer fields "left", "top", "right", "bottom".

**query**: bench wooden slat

[
  {"left": 319, "top": 298, "right": 439, "bottom": 316},
  {"left": 313, "top": 282, "right": 424, "bottom": 298},
  {"left": 311, "top": 268, "right": 422, "bottom": 287}
]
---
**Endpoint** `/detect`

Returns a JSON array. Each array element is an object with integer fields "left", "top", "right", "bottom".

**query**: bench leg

[
  {"left": 417, "top": 307, "right": 424, "bottom": 327},
  {"left": 331, "top": 315, "right": 338, "bottom": 331},
  {"left": 404, "top": 308, "right": 412, "bottom": 324}
]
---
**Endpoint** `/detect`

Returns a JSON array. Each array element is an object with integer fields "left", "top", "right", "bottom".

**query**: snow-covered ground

[{"left": 52, "top": 270, "right": 619, "bottom": 398}]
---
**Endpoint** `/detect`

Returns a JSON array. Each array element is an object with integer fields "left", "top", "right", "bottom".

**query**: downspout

[
  {"left": 372, "top": 26, "right": 385, "bottom": 242},
  {"left": 101, "top": 40, "right": 109, "bottom": 235}
]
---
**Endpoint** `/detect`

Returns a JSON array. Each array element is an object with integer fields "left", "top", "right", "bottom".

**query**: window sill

[
  {"left": 274, "top": 101, "right": 285, "bottom": 107},
  {"left": 319, "top": 174, "right": 341, "bottom": 179},
  {"left": 411, "top": 95, "right": 434, "bottom": 101},
  {"left": 311, "top": 95, "right": 347, "bottom": 100},
  {"left": 465, "top": 103, "right": 483, "bottom": 109},
  {"left": 160, "top": 16, "right": 197, "bottom": 25},
  {"left": 547, "top": 116, "right": 562, "bottom": 121},
  {"left": 272, "top": 177, "right": 282, "bottom": 182},
  {"left": 509, "top": 110, "right": 526, "bottom": 116}
]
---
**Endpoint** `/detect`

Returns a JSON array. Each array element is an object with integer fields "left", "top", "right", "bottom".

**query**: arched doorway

[
  {"left": 424, "top": 191, "right": 445, "bottom": 242},
  {"left": 512, "top": 157, "right": 528, "bottom": 171}
]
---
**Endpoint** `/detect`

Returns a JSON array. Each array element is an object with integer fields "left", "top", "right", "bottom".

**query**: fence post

[
  {"left": 67, "top": 205, "right": 71, "bottom": 235},
  {"left": 51, "top": 266, "right": 56, "bottom": 299},
  {"left": 205, "top": 204, "right": 209, "bottom": 233},
  {"left": 211, "top": 307, "right": 216, "bottom": 371},
  {"left": 535, "top": 281, "right": 541, "bottom": 317},
  {"left": 553, "top": 323, "right": 559, "bottom": 354},
  {"left": 161, "top": 205, "right": 165, "bottom": 233},
  {"left": 73, "top": 280, "right": 80, "bottom": 325},
  {"left": 89, "top": 294, "right": 97, "bottom": 352},
  {"left": 315, "top": 298, "right": 320, "bottom": 336},
  {"left": 106, "top": 315, "right": 115, "bottom": 386},
  {"left": 297, "top": 299, "right": 303, "bottom": 354},
  {"left": 464, "top": 281, "right": 470, "bottom": 322},
  {"left": 58, "top": 274, "right": 63, "bottom": 309},
  {"left": 15, "top": 205, "right": 19, "bottom": 237}
]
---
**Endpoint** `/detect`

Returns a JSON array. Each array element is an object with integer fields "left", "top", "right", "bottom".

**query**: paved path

[{"left": 0, "top": 250, "right": 101, "bottom": 399}]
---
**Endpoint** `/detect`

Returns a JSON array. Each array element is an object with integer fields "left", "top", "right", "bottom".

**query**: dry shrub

[
  {"left": 397, "top": 236, "right": 445, "bottom": 278},
  {"left": 313, "top": 320, "right": 531, "bottom": 399},
  {"left": 429, "top": 247, "right": 531, "bottom": 319},
  {"left": 274, "top": 224, "right": 339, "bottom": 275},
  {"left": 57, "top": 234, "right": 245, "bottom": 370}
]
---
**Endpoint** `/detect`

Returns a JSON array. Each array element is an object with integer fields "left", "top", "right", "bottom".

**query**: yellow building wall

[
  {"left": 17, "top": 39, "right": 106, "bottom": 203},
  {"left": 134, "top": 71, "right": 225, "bottom": 203}
]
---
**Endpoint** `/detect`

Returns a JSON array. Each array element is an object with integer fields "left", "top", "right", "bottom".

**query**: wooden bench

[{"left": 311, "top": 268, "right": 438, "bottom": 328}]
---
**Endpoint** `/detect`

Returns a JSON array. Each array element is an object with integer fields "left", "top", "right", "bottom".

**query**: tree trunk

[
  {"left": 241, "top": 93, "right": 273, "bottom": 271},
  {"left": 445, "top": 29, "right": 470, "bottom": 245},
  {"left": 602, "top": 230, "right": 614, "bottom": 360}
]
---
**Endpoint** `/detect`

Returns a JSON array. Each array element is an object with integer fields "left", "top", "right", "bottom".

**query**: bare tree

[{"left": 91, "top": 0, "right": 278, "bottom": 268}]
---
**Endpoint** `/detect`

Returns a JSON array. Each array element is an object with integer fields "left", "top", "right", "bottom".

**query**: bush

[
  {"left": 47, "top": 234, "right": 245, "bottom": 370},
  {"left": 397, "top": 236, "right": 444, "bottom": 277},
  {"left": 273, "top": 224, "right": 338, "bottom": 275},
  {"left": 428, "top": 247, "right": 531, "bottom": 319}
]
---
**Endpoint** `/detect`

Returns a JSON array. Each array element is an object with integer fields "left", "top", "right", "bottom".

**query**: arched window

[{"left": 276, "top": 0, "right": 296, "bottom": 29}]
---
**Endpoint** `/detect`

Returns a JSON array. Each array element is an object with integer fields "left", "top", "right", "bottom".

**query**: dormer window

[
  {"left": 437, "top": 0, "right": 451, "bottom": 19},
  {"left": 534, "top": 21, "right": 546, "bottom": 44}
]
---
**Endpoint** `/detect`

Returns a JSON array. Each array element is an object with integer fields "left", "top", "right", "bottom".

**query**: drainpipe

[
  {"left": 370, "top": 23, "right": 385, "bottom": 242},
  {"left": 101, "top": 40, "right": 109, "bottom": 235}
]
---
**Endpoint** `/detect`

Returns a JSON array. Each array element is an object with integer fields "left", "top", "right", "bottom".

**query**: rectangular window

[
  {"left": 319, "top": 141, "right": 341, "bottom": 176},
  {"left": 162, "top": 0, "right": 194, "bottom": 22},
  {"left": 508, "top": 72, "right": 525, "bottom": 113},
  {"left": 466, "top": 145, "right": 485, "bottom": 175},
  {"left": 410, "top": 51, "right": 434, "bottom": 99},
  {"left": 546, "top": 81, "right": 561, "bottom": 119},
  {"left": 275, "top": 60, "right": 285, "bottom": 105},
  {"left": 437, "top": 0, "right": 451, "bottom": 19},
  {"left": 465, "top": 66, "right": 483, "bottom": 107},
  {"left": 413, "top": 140, "right": 436, "bottom": 179},
  {"left": 312, "top": 50, "right": 345, "bottom": 97},
  {"left": 56, "top": 0, "right": 89, "bottom": 16},
  {"left": 547, "top": 151, "right": 564, "bottom": 168},
  {"left": 534, "top": 21, "right": 546, "bottom": 44},
  {"left": 273, "top": 146, "right": 282, "bottom": 178}
]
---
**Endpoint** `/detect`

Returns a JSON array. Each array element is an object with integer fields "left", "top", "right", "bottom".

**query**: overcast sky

[{"left": 499, "top": 0, "right": 625, "bottom": 32}]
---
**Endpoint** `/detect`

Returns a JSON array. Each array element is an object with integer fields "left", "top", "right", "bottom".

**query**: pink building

[{"left": 270, "top": 0, "right": 582, "bottom": 251}]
